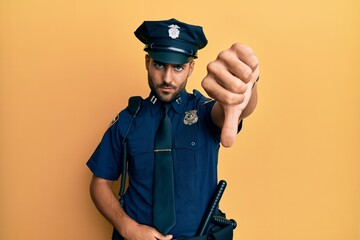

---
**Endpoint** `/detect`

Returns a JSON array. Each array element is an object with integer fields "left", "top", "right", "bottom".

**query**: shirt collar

[{"left": 148, "top": 91, "right": 189, "bottom": 117}]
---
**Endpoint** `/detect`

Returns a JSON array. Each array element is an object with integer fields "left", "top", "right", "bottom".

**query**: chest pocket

[
  {"left": 128, "top": 140, "right": 153, "bottom": 180},
  {"left": 173, "top": 124, "right": 205, "bottom": 177},
  {"left": 173, "top": 124, "right": 205, "bottom": 202}
]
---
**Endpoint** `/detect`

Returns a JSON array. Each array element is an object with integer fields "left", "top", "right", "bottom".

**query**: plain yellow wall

[{"left": 1, "top": 0, "right": 359, "bottom": 239}]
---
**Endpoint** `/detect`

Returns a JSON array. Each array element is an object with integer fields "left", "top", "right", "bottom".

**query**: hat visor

[{"left": 148, "top": 51, "right": 193, "bottom": 65}]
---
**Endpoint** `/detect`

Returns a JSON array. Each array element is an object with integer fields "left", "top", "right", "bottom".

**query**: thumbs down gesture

[{"left": 201, "top": 43, "right": 259, "bottom": 148}]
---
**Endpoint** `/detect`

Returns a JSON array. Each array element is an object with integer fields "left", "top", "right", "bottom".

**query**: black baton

[
  {"left": 196, "top": 180, "right": 227, "bottom": 236},
  {"left": 212, "top": 215, "right": 237, "bottom": 229}
]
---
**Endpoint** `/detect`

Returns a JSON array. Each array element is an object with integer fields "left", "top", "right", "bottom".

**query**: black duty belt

[{"left": 174, "top": 225, "right": 233, "bottom": 240}]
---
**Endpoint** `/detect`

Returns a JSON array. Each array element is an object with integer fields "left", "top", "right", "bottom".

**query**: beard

[{"left": 147, "top": 73, "right": 187, "bottom": 103}]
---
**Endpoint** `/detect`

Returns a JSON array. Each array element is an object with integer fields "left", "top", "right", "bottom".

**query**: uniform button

[{"left": 191, "top": 142, "right": 195, "bottom": 146}]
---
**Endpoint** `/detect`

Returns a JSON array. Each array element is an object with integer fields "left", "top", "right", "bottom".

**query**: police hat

[{"left": 134, "top": 18, "right": 208, "bottom": 64}]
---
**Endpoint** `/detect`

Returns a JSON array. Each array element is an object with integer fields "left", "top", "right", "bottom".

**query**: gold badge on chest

[{"left": 184, "top": 110, "right": 198, "bottom": 125}]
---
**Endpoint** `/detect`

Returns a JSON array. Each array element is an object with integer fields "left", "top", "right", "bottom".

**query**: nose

[{"left": 162, "top": 67, "right": 172, "bottom": 83}]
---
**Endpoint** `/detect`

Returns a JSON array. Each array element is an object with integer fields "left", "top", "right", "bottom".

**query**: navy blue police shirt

[{"left": 87, "top": 89, "right": 242, "bottom": 238}]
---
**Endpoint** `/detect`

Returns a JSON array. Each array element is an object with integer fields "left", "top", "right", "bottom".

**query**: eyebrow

[{"left": 154, "top": 61, "right": 187, "bottom": 70}]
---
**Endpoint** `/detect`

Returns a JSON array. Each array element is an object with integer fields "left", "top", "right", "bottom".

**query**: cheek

[
  {"left": 148, "top": 70, "right": 161, "bottom": 83},
  {"left": 174, "top": 72, "right": 189, "bottom": 84}
]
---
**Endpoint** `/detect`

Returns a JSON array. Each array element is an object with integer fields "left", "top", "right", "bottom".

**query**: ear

[
  {"left": 145, "top": 55, "right": 150, "bottom": 71},
  {"left": 187, "top": 61, "right": 195, "bottom": 77}
]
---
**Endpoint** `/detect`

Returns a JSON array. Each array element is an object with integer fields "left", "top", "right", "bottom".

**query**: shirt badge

[
  {"left": 184, "top": 110, "right": 198, "bottom": 125},
  {"left": 168, "top": 24, "right": 180, "bottom": 39}
]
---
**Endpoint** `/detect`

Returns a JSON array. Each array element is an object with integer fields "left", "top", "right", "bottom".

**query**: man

[{"left": 87, "top": 18, "right": 259, "bottom": 240}]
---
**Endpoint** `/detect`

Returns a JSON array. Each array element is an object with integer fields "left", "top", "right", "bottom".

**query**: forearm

[
  {"left": 90, "top": 175, "right": 172, "bottom": 240},
  {"left": 89, "top": 175, "right": 136, "bottom": 238}
]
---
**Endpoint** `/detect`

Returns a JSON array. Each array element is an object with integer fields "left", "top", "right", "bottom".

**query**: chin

[
  {"left": 155, "top": 90, "right": 174, "bottom": 102},
  {"left": 159, "top": 95, "right": 174, "bottom": 103}
]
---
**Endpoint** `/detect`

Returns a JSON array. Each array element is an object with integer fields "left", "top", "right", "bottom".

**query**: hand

[
  {"left": 202, "top": 43, "right": 259, "bottom": 147},
  {"left": 123, "top": 223, "right": 173, "bottom": 240}
]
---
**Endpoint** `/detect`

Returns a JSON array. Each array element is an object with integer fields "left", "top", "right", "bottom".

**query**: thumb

[
  {"left": 155, "top": 234, "right": 173, "bottom": 240},
  {"left": 153, "top": 230, "right": 173, "bottom": 240},
  {"left": 220, "top": 106, "right": 242, "bottom": 148}
]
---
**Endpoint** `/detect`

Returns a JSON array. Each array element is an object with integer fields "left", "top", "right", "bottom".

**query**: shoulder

[
  {"left": 191, "top": 89, "right": 216, "bottom": 109},
  {"left": 108, "top": 96, "right": 144, "bottom": 130}
]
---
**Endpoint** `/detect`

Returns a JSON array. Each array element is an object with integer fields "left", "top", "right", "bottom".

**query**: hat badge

[{"left": 168, "top": 24, "right": 180, "bottom": 39}]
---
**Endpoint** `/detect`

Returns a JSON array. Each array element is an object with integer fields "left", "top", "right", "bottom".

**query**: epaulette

[
  {"left": 202, "top": 99, "right": 215, "bottom": 105},
  {"left": 192, "top": 89, "right": 215, "bottom": 106}
]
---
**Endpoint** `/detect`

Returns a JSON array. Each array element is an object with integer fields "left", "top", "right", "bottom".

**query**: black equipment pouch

[{"left": 208, "top": 224, "right": 233, "bottom": 240}]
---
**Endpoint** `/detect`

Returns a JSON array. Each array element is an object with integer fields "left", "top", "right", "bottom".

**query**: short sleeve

[{"left": 86, "top": 117, "right": 123, "bottom": 181}]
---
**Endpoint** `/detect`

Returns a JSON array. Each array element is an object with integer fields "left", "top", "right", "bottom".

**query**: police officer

[{"left": 87, "top": 18, "right": 259, "bottom": 240}]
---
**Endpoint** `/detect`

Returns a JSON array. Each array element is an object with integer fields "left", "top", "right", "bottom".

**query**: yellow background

[{"left": 1, "top": 0, "right": 359, "bottom": 239}]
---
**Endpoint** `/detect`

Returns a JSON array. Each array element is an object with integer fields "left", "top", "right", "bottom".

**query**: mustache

[{"left": 157, "top": 83, "right": 176, "bottom": 89}]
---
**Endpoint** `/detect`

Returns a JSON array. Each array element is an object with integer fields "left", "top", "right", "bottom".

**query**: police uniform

[{"left": 87, "top": 19, "right": 241, "bottom": 239}]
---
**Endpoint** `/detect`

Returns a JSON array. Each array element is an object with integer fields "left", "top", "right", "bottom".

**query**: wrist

[{"left": 117, "top": 215, "right": 138, "bottom": 239}]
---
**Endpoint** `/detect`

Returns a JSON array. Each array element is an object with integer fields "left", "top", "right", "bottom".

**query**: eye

[
  {"left": 174, "top": 65, "right": 184, "bottom": 72},
  {"left": 155, "top": 62, "right": 164, "bottom": 69}
]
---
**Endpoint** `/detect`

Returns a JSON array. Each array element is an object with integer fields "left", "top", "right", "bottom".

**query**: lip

[{"left": 159, "top": 86, "right": 175, "bottom": 91}]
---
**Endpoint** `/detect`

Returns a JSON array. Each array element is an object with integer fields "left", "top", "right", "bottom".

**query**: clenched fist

[{"left": 202, "top": 43, "right": 260, "bottom": 147}]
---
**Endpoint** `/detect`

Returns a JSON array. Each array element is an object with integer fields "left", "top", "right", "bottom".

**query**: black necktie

[{"left": 153, "top": 104, "right": 176, "bottom": 234}]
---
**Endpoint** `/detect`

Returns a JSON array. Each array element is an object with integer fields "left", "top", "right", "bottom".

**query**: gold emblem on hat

[
  {"left": 184, "top": 110, "right": 198, "bottom": 125},
  {"left": 168, "top": 24, "right": 180, "bottom": 39}
]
